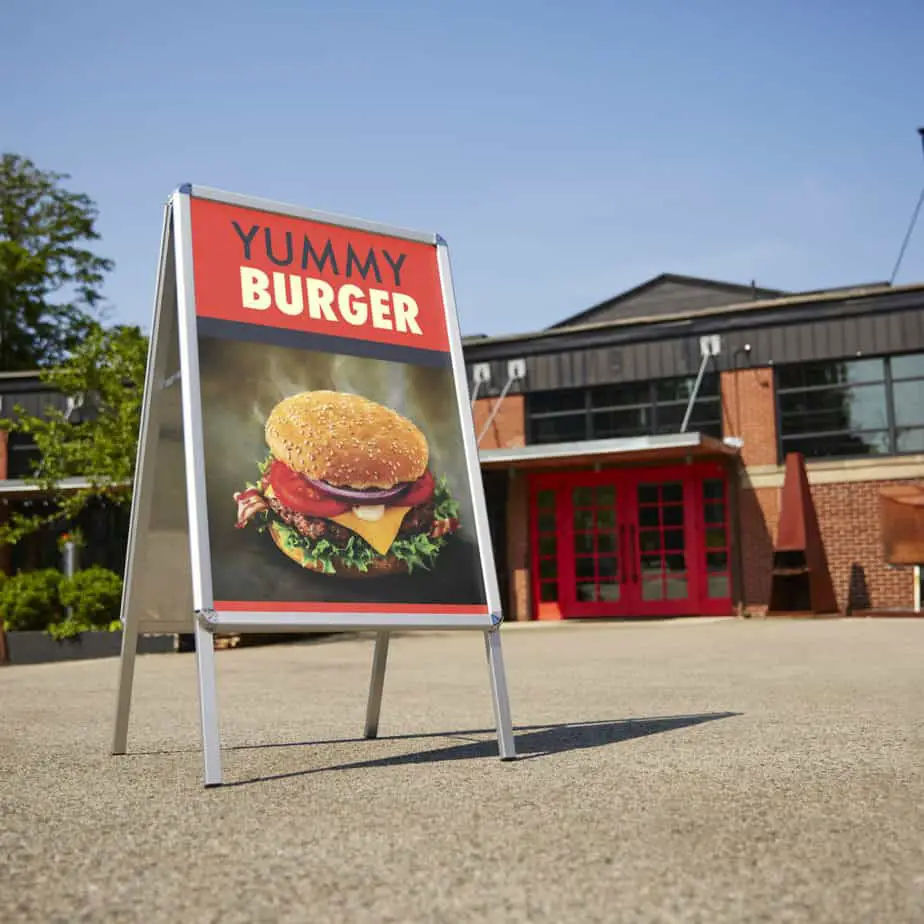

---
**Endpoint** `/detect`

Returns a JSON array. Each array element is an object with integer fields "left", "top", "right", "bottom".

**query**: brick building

[
  {"left": 2, "top": 273, "right": 923, "bottom": 622},
  {"left": 466, "top": 273, "right": 924, "bottom": 621}
]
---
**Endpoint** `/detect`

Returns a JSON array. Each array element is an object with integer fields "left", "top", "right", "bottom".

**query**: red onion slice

[{"left": 306, "top": 478, "right": 409, "bottom": 503}]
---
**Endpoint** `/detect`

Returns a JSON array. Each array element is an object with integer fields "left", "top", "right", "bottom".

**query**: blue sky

[{"left": 3, "top": 0, "right": 923, "bottom": 336}]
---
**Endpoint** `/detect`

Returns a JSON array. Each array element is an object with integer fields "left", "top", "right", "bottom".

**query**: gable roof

[{"left": 547, "top": 272, "right": 784, "bottom": 330}]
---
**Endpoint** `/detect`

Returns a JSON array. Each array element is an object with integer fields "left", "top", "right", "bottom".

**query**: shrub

[
  {"left": 0, "top": 569, "right": 64, "bottom": 632},
  {"left": 56, "top": 566, "right": 123, "bottom": 639}
]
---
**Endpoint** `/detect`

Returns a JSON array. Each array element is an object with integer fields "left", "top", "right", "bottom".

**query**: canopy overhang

[{"left": 478, "top": 432, "right": 739, "bottom": 471}]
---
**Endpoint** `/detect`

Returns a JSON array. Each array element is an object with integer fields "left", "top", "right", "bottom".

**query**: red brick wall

[
  {"left": 814, "top": 480, "right": 916, "bottom": 612},
  {"left": 738, "top": 484, "right": 779, "bottom": 611},
  {"left": 505, "top": 473, "right": 530, "bottom": 620},
  {"left": 721, "top": 367, "right": 778, "bottom": 467},
  {"left": 738, "top": 478, "right": 918, "bottom": 613},
  {"left": 473, "top": 395, "right": 525, "bottom": 450}
]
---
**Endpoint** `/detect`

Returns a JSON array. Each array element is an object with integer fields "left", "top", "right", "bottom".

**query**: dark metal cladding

[{"left": 465, "top": 289, "right": 924, "bottom": 394}]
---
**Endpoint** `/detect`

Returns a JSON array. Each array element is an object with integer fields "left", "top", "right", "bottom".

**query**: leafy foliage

[
  {"left": 0, "top": 569, "right": 64, "bottom": 631},
  {"left": 0, "top": 153, "right": 112, "bottom": 370},
  {"left": 55, "top": 565, "right": 123, "bottom": 639},
  {"left": 0, "top": 322, "right": 148, "bottom": 543},
  {"left": 0, "top": 566, "right": 123, "bottom": 639}
]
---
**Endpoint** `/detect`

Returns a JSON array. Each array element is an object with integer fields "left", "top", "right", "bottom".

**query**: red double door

[{"left": 530, "top": 462, "right": 732, "bottom": 619}]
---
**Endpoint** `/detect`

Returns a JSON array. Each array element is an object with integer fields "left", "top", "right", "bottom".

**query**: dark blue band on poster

[{"left": 196, "top": 316, "right": 453, "bottom": 369}]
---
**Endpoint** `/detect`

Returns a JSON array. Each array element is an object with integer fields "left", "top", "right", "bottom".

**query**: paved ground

[{"left": 1, "top": 618, "right": 923, "bottom": 923}]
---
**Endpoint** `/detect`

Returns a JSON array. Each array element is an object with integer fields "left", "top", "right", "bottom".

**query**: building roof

[
  {"left": 546, "top": 273, "right": 784, "bottom": 330},
  {"left": 462, "top": 279, "right": 921, "bottom": 356}
]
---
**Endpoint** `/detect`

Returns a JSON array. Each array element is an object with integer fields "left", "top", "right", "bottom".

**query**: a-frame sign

[{"left": 111, "top": 186, "right": 516, "bottom": 786}]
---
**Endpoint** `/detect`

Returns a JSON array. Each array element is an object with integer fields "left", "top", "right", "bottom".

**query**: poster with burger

[
  {"left": 233, "top": 390, "right": 461, "bottom": 578},
  {"left": 183, "top": 191, "right": 492, "bottom": 615},
  {"left": 197, "top": 335, "right": 488, "bottom": 610}
]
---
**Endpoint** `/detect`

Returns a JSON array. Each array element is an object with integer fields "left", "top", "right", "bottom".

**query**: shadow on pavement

[{"left": 221, "top": 712, "right": 741, "bottom": 787}]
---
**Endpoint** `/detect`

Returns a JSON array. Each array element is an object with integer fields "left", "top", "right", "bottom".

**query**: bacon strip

[{"left": 234, "top": 488, "right": 268, "bottom": 528}]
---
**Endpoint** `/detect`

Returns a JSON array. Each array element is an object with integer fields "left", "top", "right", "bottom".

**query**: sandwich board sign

[{"left": 111, "top": 185, "right": 515, "bottom": 786}]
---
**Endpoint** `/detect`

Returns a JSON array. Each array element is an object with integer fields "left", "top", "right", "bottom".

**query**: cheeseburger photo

[{"left": 233, "top": 390, "right": 461, "bottom": 576}]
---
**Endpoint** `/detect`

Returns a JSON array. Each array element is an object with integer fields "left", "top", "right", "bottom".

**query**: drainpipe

[{"left": 914, "top": 565, "right": 922, "bottom": 614}]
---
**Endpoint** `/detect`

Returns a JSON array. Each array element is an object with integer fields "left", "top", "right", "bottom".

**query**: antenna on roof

[{"left": 888, "top": 127, "right": 924, "bottom": 286}]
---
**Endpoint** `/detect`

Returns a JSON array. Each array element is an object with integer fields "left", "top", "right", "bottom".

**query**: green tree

[
  {"left": 0, "top": 153, "right": 112, "bottom": 370},
  {"left": 0, "top": 323, "right": 148, "bottom": 543}
]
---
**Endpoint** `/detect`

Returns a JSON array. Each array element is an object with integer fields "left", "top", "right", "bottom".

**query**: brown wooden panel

[{"left": 880, "top": 485, "right": 924, "bottom": 565}]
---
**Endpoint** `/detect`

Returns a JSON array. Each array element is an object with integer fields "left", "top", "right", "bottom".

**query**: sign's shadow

[{"left": 223, "top": 711, "right": 741, "bottom": 787}]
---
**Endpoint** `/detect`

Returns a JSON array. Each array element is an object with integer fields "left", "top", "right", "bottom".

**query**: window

[
  {"left": 776, "top": 352, "right": 924, "bottom": 460},
  {"left": 526, "top": 374, "right": 723, "bottom": 445},
  {"left": 6, "top": 432, "right": 41, "bottom": 479}
]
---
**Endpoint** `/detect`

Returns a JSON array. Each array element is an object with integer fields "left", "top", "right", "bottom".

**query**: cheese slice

[{"left": 331, "top": 506, "right": 412, "bottom": 556}]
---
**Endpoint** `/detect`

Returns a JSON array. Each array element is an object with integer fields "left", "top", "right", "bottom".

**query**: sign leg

[
  {"left": 484, "top": 629, "right": 516, "bottom": 760},
  {"left": 364, "top": 631, "right": 390, "bottom": 739},
  {"left": 194, "top": 619, "right": 223, "bottom": 786},
  {"left": 111, "top": 618, "right": 140, "bottom": 755}
]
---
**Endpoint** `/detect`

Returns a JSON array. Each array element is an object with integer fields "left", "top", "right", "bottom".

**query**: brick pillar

[
  {"left": 738, "top": 485, "right": 779, "bottom": 612},
  {"left": 473, "top": 395, "right": 525, "bottom": 450},
  {"left": 505, "top": 471, "right": 531, "bottom": 620},
  {"left": 721, "top": 366, "right": 778, "bottom": 467},
  {"left": 722, "top": 367, "right": 780, "bottom": 613}
]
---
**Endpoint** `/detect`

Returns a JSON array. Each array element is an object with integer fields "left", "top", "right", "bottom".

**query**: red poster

[{"left": 185, "top": 193, "right": 489, "bottom": 617}]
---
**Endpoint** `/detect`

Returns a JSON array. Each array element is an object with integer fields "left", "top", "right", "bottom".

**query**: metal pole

[
  {"left": 477, "top": 374, "right": 516, "bottom": 444},
  {"left": 888, "top": 127, "right": 924, "bottom": 285},
  {"left": 364, "top": 631, "right": 390, "bottom": 739},
  {"left": 62, "top": 539, "right": 77, "bottom": 622},
  {"left": 111, "top": 616, "right": 140, "bottom": 754},
  {"left": 680, "top": 351, "right": 712, "bottom": 433},
  {"left": 194, "top": 619, "right": 223, "bottom": 786},
  {"left": 484, "top": 629, "right": 516, "bottom": 760}
]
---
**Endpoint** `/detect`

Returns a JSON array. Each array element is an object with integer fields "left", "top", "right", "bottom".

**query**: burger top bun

[{"left": 264, "top": 390, "right": 429, "bottom": 489}]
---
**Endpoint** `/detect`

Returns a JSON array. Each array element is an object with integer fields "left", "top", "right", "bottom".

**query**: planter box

[{"left": 4, "top": 631, "right": 175, "bottom": 666}]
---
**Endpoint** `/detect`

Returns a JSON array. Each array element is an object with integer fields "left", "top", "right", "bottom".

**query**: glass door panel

[
  {"left": 703, "top": 477, "right": 731, "bottom": 602},
  {"left": 535, "top": 489, "right": 560, "bottom": 607},
  {"left": 634, "top": 479, "right": 691, "bottom": 610},
  {"left": 571, "top": 483, "right": 622, "bottom": 606}
]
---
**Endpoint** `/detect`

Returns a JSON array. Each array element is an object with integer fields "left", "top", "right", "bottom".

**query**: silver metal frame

[
  {"left": 114, "top": 185, "right": 517, "bottom": 786},
  {"left": 364, "top": 632, "right": 390, "bottom": 739},
  {"left": 112, "top": 204, "right": 174, "bottom": 756},
  {"left": 201, "top": 611, "right": 496, "bottom": 633},
  {"left": 188, "top": 185, "right": 438, "bottom": 244},
  {"left": 435, "top": 239, "right": 505, "bottom": 624}
]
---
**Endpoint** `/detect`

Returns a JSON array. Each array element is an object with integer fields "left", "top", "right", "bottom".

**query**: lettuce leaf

[{"left": 259, "top": 474, "right": 460, "bottom": 574}]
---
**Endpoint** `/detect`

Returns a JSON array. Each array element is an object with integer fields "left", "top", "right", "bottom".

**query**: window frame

[
  {"left": 774, "top": 351, "right": 924, "bottom": 462},
  {"left": 526, "top": 373, "right": 723, "bottom": 446}
]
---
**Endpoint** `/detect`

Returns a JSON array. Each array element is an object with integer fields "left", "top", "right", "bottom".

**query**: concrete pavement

[{"left": 1, "top": 618, "right": 923, "bottom": 923}]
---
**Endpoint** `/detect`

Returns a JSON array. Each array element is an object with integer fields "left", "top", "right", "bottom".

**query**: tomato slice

[
  {"left": 400, "top": 470, "right": 435, "bottom": 508},
  {"left": 266, "top": 461, "right": 350, "bottom": 517}
]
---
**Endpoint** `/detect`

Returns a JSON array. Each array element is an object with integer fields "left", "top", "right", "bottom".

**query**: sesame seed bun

[
  {"left": 267, "top": 521, "right": 410, "bottom": 578},
  {"left": 264, "top": 390, "right": 429, "bottom": 489}
]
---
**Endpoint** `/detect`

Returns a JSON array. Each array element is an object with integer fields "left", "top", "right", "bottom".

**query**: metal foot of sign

[
  {"left": 364, "top": 631, "right": 390, "bottom": 739},
  {"left": 194, "top": 617, "right": 223, "bottom": 787},
  {"left": 485, "top": 629, "right": 516, "bottom": 760},
  {"left": 112, "top": 185, "right": 516, "bottom": 786}
]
